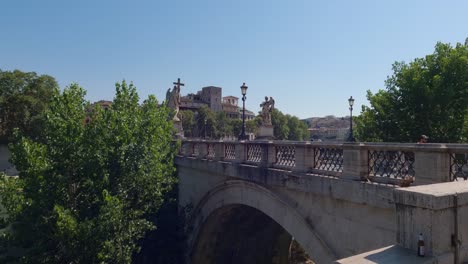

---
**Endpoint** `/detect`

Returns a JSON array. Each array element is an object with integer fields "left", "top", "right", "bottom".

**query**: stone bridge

[{"left": 176, "top": 140, "right": 468, "bottom": 263}]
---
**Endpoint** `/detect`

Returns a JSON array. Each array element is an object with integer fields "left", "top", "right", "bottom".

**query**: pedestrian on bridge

[{"left": 418, "top": 135, "right": 428, "bottom": 144}]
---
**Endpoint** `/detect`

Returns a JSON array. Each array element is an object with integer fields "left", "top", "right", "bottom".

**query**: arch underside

[
  {"left": 193, "top": 205, "right": 293, "bottom": 264},
  {"left": 188, "top": 180, "right": 336, "bottom": 264}
]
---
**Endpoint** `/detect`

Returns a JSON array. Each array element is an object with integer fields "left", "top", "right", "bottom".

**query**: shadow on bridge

[
  {"left": 192, "top": 204, "right": 293, "bottom": 264},
  {"left": 186, "top": 180, "right": 336, "bottom": 264}
]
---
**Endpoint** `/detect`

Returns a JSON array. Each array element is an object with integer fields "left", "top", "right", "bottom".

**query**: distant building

[
  {"left": 95, "top": 100, "right": 112, "bottom": 110},
  {"left": 221, "top": 96, "right": 255, "bottom": 120},
  {"left": 239, "top": 108, "right": 255, "bottom": 121},
  {"left": 85, "top": 100, "right": 112, "bottom": 124},
  {"left": 180, "top": 86, "right": 255, "bottom": 120},
  {"left": 309, "top": 127, "right": 349, "bottom": 141},
  {"left": 222, "top": 96, "right": 239, "bottom": 118},
  {"left": 199, "top": 86, "right": 222, "bottom": 112},
  {"left": 180, "top": 93, "right": 206, "bottom": 111},
  {"left": 304, "top": 116, "right": 351, "bottom": 142},
  {"left": 180, "top": 86, "right": 222, "bottom": 112}
]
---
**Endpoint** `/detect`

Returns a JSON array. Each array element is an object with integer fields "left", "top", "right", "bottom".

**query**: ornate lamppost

[
  {"left": 347, "top": 96, "right": 355, "bottom": 142},
  {"left": 239, "top": 83, "right": 248, "bottom": 140}
]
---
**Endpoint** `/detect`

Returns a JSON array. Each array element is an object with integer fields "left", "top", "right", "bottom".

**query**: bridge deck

[{"left": 335, "top": 245, "right": 436, "bottom": 264}]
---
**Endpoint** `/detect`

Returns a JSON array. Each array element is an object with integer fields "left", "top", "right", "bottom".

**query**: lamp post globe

[
  {"left": 239, "top": 83, "right": 248, "bottom": 140},
  {"left": 347, "top": 96, "right": 355, "bottom": 142}
]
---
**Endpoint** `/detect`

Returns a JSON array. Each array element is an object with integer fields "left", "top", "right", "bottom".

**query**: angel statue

[
  {"left": 165, "top": 85, "right": 181, "bottom": 121},
  {"left": 260, "top": 96, "right": 275, "bottom": 126}
]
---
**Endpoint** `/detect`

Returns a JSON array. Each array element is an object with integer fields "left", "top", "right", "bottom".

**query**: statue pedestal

[
  {"left": 256, "top": 125, "right": 274, "bottom": 140},
  {"left": 173, "top": 120, "right": 184, "bottom": 139}
]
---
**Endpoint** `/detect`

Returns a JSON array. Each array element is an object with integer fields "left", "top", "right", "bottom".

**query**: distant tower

[{"left": 201, "top": 86, "right": 222, "bottom": 112}]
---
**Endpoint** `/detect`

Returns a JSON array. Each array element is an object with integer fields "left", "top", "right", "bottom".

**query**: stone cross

[{"left": 173, "top": 78, "right": 185, "bottom": 90}]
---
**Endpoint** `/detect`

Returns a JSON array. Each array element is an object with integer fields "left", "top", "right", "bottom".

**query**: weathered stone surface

[
  {"left": 257, "top": 125, "right": 274, "bottom": 139},
  {"left": 335, "top": 245, "right": 436, "bottom": 264},
  {"left": 394, "top": 181, "right": 468, "bottom": 262},
  {"left": 177, "top": 157, "right": 396, "bottom": 263},
  {"left": 177, "top": 140, "right": 468, "bottom": 263},
  {"left": 342, "top": 143, "right": 368, "bottom": 180},
  {"left": 414, "top": 151, "right": 450, "bottom": 185}
]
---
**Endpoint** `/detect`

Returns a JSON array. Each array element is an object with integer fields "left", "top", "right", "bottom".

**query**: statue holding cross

[{"left": 166, "top": 78, "right": 184, "bottom": 122}]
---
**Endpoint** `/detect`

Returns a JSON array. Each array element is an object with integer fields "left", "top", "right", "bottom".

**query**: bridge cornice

[
  {"left": 178, "top": 139, "right": 468, "bottom": 184},
  {"left": 176, "top": 156, "right": 396, "bottom": 209}
]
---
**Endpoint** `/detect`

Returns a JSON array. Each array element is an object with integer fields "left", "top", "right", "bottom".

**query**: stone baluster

[
  {"left": 214, "top": 141, "right": 225, "bottom": 161},
  {"left": 198, "top": 141, "right": 208, "bottom": 159},
  {"left": 174, "top": 141, "right": 187, "bottom": 156},
  {"left": 182, "top": 141, "right": 191, "bottom": 156},
  {"left": 234, "top": 142, "right": 246, "bottom": 164},
  {"left": 260, "top": 142, "right": 276, "bottom": 168},
  {"left": 184, "top": 141, "right": 192, "bottom": 156},
  {"left": 186, "top": 141, "right": 194, "bottom": 156},
  {"left": 414, "top": 146, "right": 450, "bottom": 184},
  {"left": 342, "top": 143, "right": 367, "bottom": 180},
  {"left": 293, "top": 143, "right": 315, "bottom": 173}
]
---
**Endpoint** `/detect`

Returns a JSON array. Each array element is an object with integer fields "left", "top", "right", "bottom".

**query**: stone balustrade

[{"left": 178, "top": 139, "right": 468, "bottom": 185}]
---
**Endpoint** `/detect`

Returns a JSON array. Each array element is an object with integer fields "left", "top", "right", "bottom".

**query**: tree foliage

[
  {"left": 180, "top": 110, "right": 195, "bottom": 137},
  {"left": 0, "top": 69, "right": 59, "bottom": 143},
  {"left": 195, "top": 105, "right": 217, "bottom": 138},
  {"left": 270, "top": 110, "right": 309, "bottom": 141},
  {"left": 356, "top": 39, "right": 468, "bottom": 143},
  {"left": 179, "top": 105, "right": 306, "bottom": 140},
  {"left": 231, "top": 119, "right": 242, "bottom": 138},
  {"left": 0, "top": 81, "right": 177, "bottom": 263},
  {"left": 286, "top": 115, "right": 309, "bottom": 141},
  {"left": 246, "top": 119, "right": 260, "bottom": 134},
  {"left": 271, "top": 109, "right": 289, "bottom": 140},
  {"left": 214, "top": 111, "right": 232, "bottom": 138}
]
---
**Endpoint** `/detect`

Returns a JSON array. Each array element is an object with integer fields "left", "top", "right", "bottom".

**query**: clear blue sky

[{"left": 1, "top": 0, "right": 467, "bottom": 118}]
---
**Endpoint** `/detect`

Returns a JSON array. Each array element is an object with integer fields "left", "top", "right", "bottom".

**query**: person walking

[{"left": 418, "top": 135, "right": 428, "bottom": 143}]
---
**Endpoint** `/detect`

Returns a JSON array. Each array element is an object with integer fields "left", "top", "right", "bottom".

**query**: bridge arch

[{"left": 187, "top": 180, "right": 337, "bottom": 264}]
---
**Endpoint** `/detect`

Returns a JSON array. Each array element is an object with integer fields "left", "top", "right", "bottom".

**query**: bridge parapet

[{"left": 179, "top": 139, "right": 468, "bottom": 185}]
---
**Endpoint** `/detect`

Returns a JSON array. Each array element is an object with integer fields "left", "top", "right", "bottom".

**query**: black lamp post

[
  {"left": 347, "top": 96, "right": 355, "bottom": 142},
  {"left": 239, "top": 82, "right": 248, "bottom": 140}
]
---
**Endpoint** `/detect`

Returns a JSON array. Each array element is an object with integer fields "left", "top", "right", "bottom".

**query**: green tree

[
  {"left": 229, "top": 118, "right": 259, "bottom": 139},
  {"left": 231, "top": 119, "right": 242, "bottom": 138},
  {"left": 196, "top": 105, "right": 216, "bottom": 139},
  {"left": 180, "top": 110, "right": 195, "bottom": 137},
  {"left": 355, "top": 90, "right": 397, "bottom": 142},
  {"left": 356, "top": 39, "right": 468, "bottom": 143},
  {"left": 286, "top": 115, "right": 309, "bottom": 141},
  {"left": 271, "top": 109, "right": 289, "bottom": 140},
  {"left": 0, "top": 81, "right": 177, "bottom": 263},
  {"left": 215, "top": 111, "right": 232, "bottom": 139},
  {"left": 0, "top": 69, "right": 59, "bottom": 143},
  {"left": 246, "top": 119, "right": 260, "bottom": 134}
]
